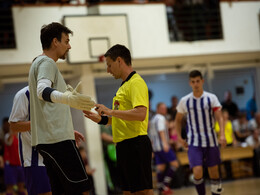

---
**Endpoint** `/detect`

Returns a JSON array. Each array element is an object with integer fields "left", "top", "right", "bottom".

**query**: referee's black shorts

[
  {"left": 116, "top": 135, "right": 153, "bottom": 193},
  {"left": 36, "top": 140, "right": 92, "bottom": 195}
]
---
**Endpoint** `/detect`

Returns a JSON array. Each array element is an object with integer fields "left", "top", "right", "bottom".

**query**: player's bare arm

[
  {"left": 175, "top": 112, "right": 188, "bottom": 148},
  {"left": 9, "top": 121, "right": 30, "bottom": 133},
  {"left": 214, "top": 108, "right": 227, "bottom": 147}
]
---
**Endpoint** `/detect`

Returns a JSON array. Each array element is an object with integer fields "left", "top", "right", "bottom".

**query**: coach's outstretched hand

[
  {"left": 83, "top": 110, "right": 102, "bottom": 123},
  {"left": 61, "top": 81, "right": 95, "bottom": 110}
]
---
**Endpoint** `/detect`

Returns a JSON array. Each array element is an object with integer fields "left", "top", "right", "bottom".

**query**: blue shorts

[
  {"left": 24, "top": 166, "right": 51, "bottom": 195},
  {"left": 4, "top": 163, "right": 25, "bottom": 185},
  {"left": 188, "top": 146, "right": 221, "bottom": 168},
  {"left": 154, "top": 149, "right": 177, "bottom": 165}
]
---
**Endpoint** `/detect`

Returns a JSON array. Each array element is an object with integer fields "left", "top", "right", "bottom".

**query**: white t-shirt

[
  {"left": 248, "top": 118, "right": 258, "bottom": 131},
  {"left": 232, "top": 119, "right": 248, "bottom": 133},
  {"left": 245, "top": 135, "right": 260, "bottom": 147},
  {"left": 28, "top": 55, "right": 74, "bottom": 146},
  {"left": 9, "top": 86, "right": 44, "bottom": 167},
  {"left": 149, "top": 113, "right": 169, "bottom": 152}
]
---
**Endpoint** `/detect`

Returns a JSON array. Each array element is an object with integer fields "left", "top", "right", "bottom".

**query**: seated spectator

[
  {"left": 246, "top": 93, "right": 257, "bottom": 120},
  {"left": 248, "top": 112, "right": 260, "bottom": 131},
  {"left": 167, "top": 96, "right": 178, "bottom": 120},
  {"left": 78, "top": 146, "right": 96, "bottom": 195},
  {"left": 168, "top": 119, "right": 183, "bottom": 152},
  {"left": 0, "top": 117, "right": 9, "bottom": 141},
  {"left": 215, "top": 109, "right": 238, "bottom": 180},
  {"left": 100, "top": 125, "right": 121, "bottom": 194},
  {"left": 3, "top": 119, "right": 26, "bottom": 195},
  {"left": 221, "top": 90, "right": 239, "bottom": 120},
  {"left": 245, "top": 129, "right": 260, "bottom": 149},
  {"left": 215, "top": 109, "right": 238, "bottom": 147},
  {"left": 0, "top": 118, "right": 8, "bottom": 194},
  {"left": 232, "top": 112, "right": 250, "bottom": 143},
  {"left": 245, "top": 129, "right": 260, "bottom": 177}
]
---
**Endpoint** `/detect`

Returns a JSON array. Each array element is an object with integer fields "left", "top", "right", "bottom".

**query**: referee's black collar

[{"left": 120, "top": 71, "right": 136, "bottom": 86}]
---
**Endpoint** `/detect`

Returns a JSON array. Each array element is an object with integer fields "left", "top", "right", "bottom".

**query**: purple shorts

[
  {"left": 4, "top": 163, "right": 25, "bottom": 185},
  {"left": 188, "top": 146, "right": 221, "bottom": 168},
  {"left": 24, "top": 166, "right": 51, "bottom": 195},
  {"left": 154, "top": 149, "right": 177, "bottom": 165}
]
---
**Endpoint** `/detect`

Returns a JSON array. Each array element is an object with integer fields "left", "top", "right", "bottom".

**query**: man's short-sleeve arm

[
  {"left": 157, "top": 116, "right": 166, "bottom": 132},
  {"left": 37, "top": 59, "right": 56, "bottom": 83},
  {"left": 9, "top": 90, "right": 29, "bottom": 122},
  {"left": 211, "top": 94, "right": 222, "bottom": 111},
  {"left": 130, "top": 79, "right": 149, "bottom": 109},
  {"left": 177, "top": 98, "right": 186, "bottom": 114}
]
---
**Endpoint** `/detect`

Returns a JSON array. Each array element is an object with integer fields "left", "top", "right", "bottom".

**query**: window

[
  {"left": 0, "top": 2, "right": 16, "bottom": 49},
  {"left": 167, "top": 0, "right": 223, "bottom": 42}
]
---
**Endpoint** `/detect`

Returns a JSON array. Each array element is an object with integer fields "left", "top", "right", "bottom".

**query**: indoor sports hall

[{"left": 0, "top": 1, "right": 260, "bottom": 195}]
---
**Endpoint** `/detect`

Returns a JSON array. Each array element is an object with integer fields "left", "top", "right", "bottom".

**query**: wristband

[
  {"left": 42, "top": 87, "right": 55, "bottom": 103},
  {"left": 98, "top": 116, "right": 108, "bottom": 125}
]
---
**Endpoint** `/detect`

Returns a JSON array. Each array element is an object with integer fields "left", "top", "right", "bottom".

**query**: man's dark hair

[
  {"left": 104, "top": 44, "right": 132, "bottom": 66},
  {"left": 189, "top": 70, "right": 203, "bottom": 79},
  {"left": 40, "top": 22, "right": 73, "bottom": 50}
]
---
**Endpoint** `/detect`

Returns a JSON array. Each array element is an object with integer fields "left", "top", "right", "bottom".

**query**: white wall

[
  {"left": 0, "top": 2, "right": 260, "bottom": 65},
  {"left": 96, "top": 2, "right": 260, "bottom": 58},
  {"left": 0, "top": 6, "right": 88, "bottom": 65}
]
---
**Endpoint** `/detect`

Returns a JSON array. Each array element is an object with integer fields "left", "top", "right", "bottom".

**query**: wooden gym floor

[{"left": 170, "top": 177, "right": 260, "bottom": 195}]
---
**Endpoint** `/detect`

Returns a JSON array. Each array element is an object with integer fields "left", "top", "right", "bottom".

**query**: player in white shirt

[
  {"left": 149, "top": 102, "right": 179, "bottom": 195},
  {"left": 175, "top": 70, "right": 226, "bottom": 195},
  {"left": 9, "top": 86, "right": 51, "bottom": 195}
]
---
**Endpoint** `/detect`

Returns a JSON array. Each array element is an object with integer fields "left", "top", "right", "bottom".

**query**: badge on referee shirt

[{"left": 114, "top": 100, "right": 119, "bottom": 110}]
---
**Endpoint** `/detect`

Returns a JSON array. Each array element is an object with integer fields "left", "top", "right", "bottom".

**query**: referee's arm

[{"left": 110, "top": 106, "right": 147, "bottom": 121}]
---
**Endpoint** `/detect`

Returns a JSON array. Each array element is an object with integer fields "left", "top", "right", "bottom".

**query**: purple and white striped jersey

[{"left": 177, "top": 91, "right": 221, "bottom": 147}]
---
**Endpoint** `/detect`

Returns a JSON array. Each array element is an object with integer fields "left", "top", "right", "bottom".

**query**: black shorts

[
  {"left": 36, "top": 140, "right": 92, "bottom": 195},
  {"left": 116, "top": 135, "right": 153, "bottom": 193}
]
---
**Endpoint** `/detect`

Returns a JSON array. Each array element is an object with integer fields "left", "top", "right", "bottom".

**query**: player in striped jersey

[
  {"left": 9, "top": 86, "right": 51, "bottom": 195},
  {"left": 175, "top": 70, "right": 226, "bottom": 195}
]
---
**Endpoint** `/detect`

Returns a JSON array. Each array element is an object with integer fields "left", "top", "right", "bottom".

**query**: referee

[{"left": 84, "top": 44, "right": 153, "bottom": 195}]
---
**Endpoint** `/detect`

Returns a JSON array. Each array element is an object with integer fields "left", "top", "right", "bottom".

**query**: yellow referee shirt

[{"left": 112, "top": 72, "right": 149, "bottom": 143}]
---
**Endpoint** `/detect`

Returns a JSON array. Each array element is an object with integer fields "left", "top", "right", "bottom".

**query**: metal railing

[
  {"left": 166, "top": 1, "right": 223, "bottom": 42},
  {"left": 0, "top": 0, "right": 224, "bottom": 49}
]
